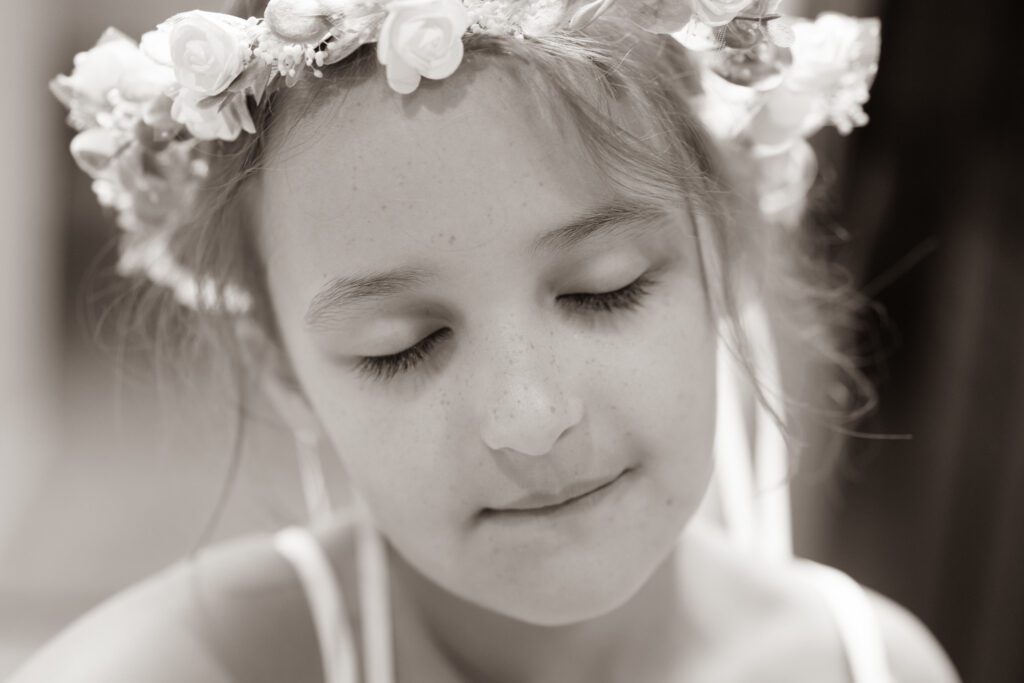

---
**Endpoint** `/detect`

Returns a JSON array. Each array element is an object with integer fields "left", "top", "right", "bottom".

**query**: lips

[{"left": 488, "top": 469, "right": 629, "bottom": 513}]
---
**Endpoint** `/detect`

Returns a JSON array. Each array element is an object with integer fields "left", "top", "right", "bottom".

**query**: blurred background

[{"left": 1, "top": 0, "right": 1020, "bottom": 680}]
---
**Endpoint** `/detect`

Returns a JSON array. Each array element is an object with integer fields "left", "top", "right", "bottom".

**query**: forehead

[{"left": 257, "top": 62, "right": 617, "bottom": 275}]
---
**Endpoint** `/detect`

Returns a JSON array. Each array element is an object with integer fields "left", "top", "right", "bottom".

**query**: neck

[{"left": 386, "top": 542, "right": 688, "bottom": 683}]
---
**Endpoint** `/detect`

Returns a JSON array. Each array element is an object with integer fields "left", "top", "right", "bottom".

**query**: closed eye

[
  {"left": 354, "top": 274, "right": 658, "bottom": 382},
  {"left": 557, "top": 273, "right": 655, "bottom": 313}
]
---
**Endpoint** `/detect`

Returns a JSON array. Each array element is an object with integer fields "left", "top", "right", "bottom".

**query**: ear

[{"left": 234, "top": 317, "right": 321, "bottom": 436}]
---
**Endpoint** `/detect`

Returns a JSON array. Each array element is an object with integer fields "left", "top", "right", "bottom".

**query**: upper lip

[{"left": 490, "top": 470, "right": 627, "bottom": 512}]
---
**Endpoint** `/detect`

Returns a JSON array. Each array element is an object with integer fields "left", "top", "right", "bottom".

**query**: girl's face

[{"left": 257, "top": 65, "right": 717, "bottom": 625}]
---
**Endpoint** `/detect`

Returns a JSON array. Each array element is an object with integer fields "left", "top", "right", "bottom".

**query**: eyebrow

[
  {"left": 304, "top": 199, "right": 668, "bottom": 329},
  {"left": 526, "top": 199, "right": 667, "bottom": 256}
]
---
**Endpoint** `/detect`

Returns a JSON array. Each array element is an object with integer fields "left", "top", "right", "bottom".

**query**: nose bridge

[{"left": 475, "top": 310, "right": 584, "bottom": 457}]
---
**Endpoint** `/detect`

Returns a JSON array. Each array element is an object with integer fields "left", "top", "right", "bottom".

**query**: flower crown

[{"left": 51, "top": 0, "right": 880, "bottom": 314}]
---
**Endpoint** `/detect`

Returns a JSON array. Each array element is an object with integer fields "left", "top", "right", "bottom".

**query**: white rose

[
  {"left": 168, "top": 11, "right": 251, "bottom": 96},
  {"left": 788, "top": 13, "right": 880, "bottom": 93},
  {"left": 692, "top": 0, "right": 750, "bottom": 28},
  {"left": 171, "top": 89, "right": 255, "bottom": 141},
  {"left": 141, "top": 27, "right": 173, "bottom": 67},
  {"left": 56, "top": 29, "right": 142, "bottom": 107},
  {"left": 782, "top": 13, "right": 881, "bottom": 135},
  {"left": 51, "top": 28, "right": 174, "bottom": 115},
  {"left": 377, "top": 0, "right": 470, "bottom": 95}
]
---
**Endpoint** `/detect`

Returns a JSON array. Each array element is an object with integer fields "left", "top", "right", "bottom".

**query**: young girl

[{"left": 16, "top": 0, "right": 959, "bottom": 681}]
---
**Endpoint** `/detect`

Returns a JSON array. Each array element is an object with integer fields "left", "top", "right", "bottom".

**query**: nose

[{"left": 478, "top": 331, "right": 585, "bottom": 458}]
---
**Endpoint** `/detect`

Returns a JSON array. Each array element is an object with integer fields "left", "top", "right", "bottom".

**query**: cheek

[
  {"left": 297, "top": 369, "right": 474, "bottom": 574},
  {"left": 313, "top": 391, "right": 478, "bottom": 605},
  {"left": 309, "top": 383, "right": 464, "bottom": 517},
  {"left": 610, "top": 278, "right": 717, "bottom": 511}
]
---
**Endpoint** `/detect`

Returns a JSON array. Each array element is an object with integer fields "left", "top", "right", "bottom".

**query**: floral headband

[{"left": 51, "top": 0, "right": 880, "bottom": 314}]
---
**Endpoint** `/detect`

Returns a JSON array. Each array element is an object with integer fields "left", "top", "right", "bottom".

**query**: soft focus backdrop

[{"left": 1, "top": 1, "right": 1020, "bottom": 681}]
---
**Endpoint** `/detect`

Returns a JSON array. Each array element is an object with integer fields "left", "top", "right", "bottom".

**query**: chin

[
  {"left": 480, "top": 538, "right": 671, "bottom": 626},
  {"left": 470, "top": 520, "right": 685, "bottom": 626},
  {"left": 399, "top": 465, "right": 708, "bottom": 627},
  {"left": 453, "top": 467, "right": 699, "bottom": 625}
]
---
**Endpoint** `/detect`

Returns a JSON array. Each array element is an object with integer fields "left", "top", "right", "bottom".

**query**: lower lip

[{"left": 483, "top": 469, "right": 634, "bottom": 523}]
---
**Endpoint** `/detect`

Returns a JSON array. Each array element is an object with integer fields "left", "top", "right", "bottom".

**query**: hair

[{"left": 107, "top": 0, "right": 876, "bottom": 547}]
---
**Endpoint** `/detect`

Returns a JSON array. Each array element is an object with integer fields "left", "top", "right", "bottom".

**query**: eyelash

[{"left": 354, "top": 275, "right": 657, "bottom": 383}]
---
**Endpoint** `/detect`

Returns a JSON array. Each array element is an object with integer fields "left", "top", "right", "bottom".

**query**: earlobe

[{"left": 233, "top": 318, "right": 321, "bottom": 435}]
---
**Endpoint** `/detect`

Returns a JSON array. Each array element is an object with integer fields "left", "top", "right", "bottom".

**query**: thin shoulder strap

[
  {"left": 795, "top": 560, "right": 896, "bottom": 683},
  {"left": 352, "top": 495, "right": 396, "bottom": 683},
  {"left": 273, "top": 526, "right": 359, "bottom": 683}
]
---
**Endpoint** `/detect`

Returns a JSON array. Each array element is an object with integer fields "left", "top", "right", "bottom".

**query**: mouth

[{"left": 482, "top": 468, "right": 633, "bottom": 517}]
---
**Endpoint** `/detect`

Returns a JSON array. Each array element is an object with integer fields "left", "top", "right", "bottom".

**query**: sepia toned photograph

[{"left": 2, "top": 0, "right": 1019, "bottom": 681}]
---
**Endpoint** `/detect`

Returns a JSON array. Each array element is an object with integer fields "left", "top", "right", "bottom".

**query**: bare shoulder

[
  {"left": 864, "top": 588, "right": 961, "bottom": 683},
  {"left": 7, "top": 530, "right": 325, "bottom": 683},
  {"left": 679, "top": 523, "right": 851, "bottom": 682},
  {"left": 678, "top": 522, "right": 960, "bottom": 683}
]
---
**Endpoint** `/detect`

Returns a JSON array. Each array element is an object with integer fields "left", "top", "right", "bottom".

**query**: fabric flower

[
  {"left": 692, "top": 0, "right": 750, "bottom": 28},
  {"left": 748, "top": 12, "right": 880, "bottom": 141},
  {"left": 265, "top": 0, "right": 332, "bottom": 42},
  {"left": 170, "top": 89, "right": 255, "bottom": 141},
  {"left": 69, "top": 128, "right": 127, "bottom": 177},
  {"left": 518, "top": 0, "right": 567, "bottom": 36},
  {"left": 787, "top": 13, "right": 880, "bottom": 94},
  {"left": 466, "top": 0, "right": 566, "bottom": 37},
  {"left": 318, "top": 2, "right": 389, "bottom": 66},
  {"left": 597, "top": 0, "right": 692, "bottom": 34},
  {"left": 167, "top": 11, "right": 251, "bottom": 96},
  {"left": 140, "top": 27, "right": 173, "bottom": 66},
  {"left": 50, "top": 28, "right": 175, "bottom": 129},
  {"left": 377, "top": 0, "right": 470, "bottom": 94},
  {"left": 51, "top": 29, "right": 143, "bottom": 107}
]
